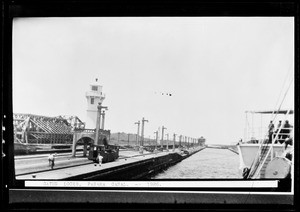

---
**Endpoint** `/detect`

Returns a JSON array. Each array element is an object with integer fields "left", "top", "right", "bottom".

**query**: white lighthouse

[{"left": 85, "top": 78, "right": 105, "bottom": 129}]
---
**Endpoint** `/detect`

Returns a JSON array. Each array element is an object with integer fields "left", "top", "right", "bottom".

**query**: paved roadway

[
  {"left": 16, "top": 150, "right": 176, "bottom": 180},
  {"left": 15, "top": 148, "right": 202, "bottom": 180},
  {"left": 15, "top": 151, "right": 91, "bottom": 176},
  {"left": 14, "top": 149, "right": 168, "bottom": 176}
]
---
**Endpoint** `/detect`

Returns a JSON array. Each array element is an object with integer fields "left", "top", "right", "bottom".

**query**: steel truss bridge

[{"left": 13, "top": 113, "right": 109, "bottom": 149}]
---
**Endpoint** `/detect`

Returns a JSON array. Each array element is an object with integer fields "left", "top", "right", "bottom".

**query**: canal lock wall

[{"left": 65, "top": 148, "right": 205, "bottom": 180}]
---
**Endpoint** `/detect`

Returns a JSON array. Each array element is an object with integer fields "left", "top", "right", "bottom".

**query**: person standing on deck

[
  {"left": 276, "top": 120, "right": 282, "bottom": 133},
  {"left": 274, "top": 120, "right": 282, "bottom": 143},
  {"left": 268, "top": 121, "right": 274, "bottom": 143},
  {"left": 281, "top": 120, "right": 292, "bottom": 142}
]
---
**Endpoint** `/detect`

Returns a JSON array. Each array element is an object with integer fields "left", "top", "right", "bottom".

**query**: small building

[{"left": 198, "top": 136, "right": 206, "bottom": 146}]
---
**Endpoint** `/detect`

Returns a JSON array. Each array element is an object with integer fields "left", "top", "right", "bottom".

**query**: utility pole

[
  {"left": 128, "top": 133, "right": 130, "bottom": 146},
  {"left": 166, "top": 133, "right": 169, "bottom": 151},
  {"left": 154, "top": 130, "right": 158, "bottom": 149},
  {"left": 173, "top": 133, "right": 176, "bottom": 151},
  {"left": 161, "top": 126, "right": 167, "bottom": 149},
  {"left": 179, "top": 135, "right": 182, "bottom": 149},
  {"left": 184, "top": 136, "right": 187, "bottom": 148},
  {"left": 140, "top": 117, "right": 148, "bottom": 147},
  {"left": 117, "top": 132, "right": 120, "bottom": 143},
  {"left": 134, "top": 121, "right": 140, "bottom": 147},
  {"left": 95, "top": 102, "right": 108, "bottom": 145}
]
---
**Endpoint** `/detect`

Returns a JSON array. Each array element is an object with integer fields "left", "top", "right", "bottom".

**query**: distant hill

[
  {"left": 109, "top": 132, "right": 156, "bottom": 146},
  {"left": 109, "top": 132, "right": 204, "bottom": 147}
]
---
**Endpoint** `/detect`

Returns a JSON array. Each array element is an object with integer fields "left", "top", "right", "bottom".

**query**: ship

[{"left": 237, "top": 109, "right": 294, "bottom": 180}]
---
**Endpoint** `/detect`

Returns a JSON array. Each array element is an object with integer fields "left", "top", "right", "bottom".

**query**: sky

[{"left": 12, "top": 17, "right": 294, "bottom": 144}]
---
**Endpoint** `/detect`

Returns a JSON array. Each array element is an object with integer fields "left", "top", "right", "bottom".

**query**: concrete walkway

[{"left": 16, "top": 151, "right": 171, "bottom": 180}]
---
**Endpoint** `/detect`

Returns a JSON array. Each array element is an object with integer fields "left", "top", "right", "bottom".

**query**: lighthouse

[{"left": 85, "top": 78, "right": 105, "bottom": 129}]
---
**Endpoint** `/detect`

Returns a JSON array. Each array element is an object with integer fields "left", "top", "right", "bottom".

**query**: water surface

[{"left": 153, "top": 148, "right": 241, "bottom": 179}]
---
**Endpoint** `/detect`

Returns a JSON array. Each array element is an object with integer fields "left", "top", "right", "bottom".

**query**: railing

[
  {"left": 249, "top": 125, "right": 293, "bottom": 178},
  {"left": 74, "top": 128, "right": 96, "bottom": 133},
  {"left": 271, "top": 127, "right": 293, "bottom": 144}
]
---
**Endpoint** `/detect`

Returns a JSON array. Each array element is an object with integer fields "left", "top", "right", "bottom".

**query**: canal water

[{"left": 152, "top": 148, "right": 241, "bottom": 179}]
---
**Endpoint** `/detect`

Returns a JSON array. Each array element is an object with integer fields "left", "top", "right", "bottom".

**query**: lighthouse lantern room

[{"left": 85, "top": 78, "right": 105, "bottom": 129}]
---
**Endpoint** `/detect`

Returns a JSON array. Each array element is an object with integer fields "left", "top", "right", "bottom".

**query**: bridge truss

[{"left": 13, "top": 113, "right": 85, "bottom": 146}]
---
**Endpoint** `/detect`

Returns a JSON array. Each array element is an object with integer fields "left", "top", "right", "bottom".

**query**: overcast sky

[{"left": 13, "top": 17, "right": 294, "bottom": 144}]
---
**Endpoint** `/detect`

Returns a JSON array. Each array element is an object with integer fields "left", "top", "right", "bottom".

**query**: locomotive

[{"left": 88, "top": 144, "right": 120, "bottom": 163}]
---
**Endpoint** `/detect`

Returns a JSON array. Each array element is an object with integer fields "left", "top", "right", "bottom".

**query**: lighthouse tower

[{"left": 85, "top": 78, "right": 105, "bottom": 129}]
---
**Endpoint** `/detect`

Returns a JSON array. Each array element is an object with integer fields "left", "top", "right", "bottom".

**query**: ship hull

[
  {"left": 237, "top": 144, "right": 286, "bottom": 168},
  {"left": 237, "top": 143, "right": 292, "bottom": 179}
]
